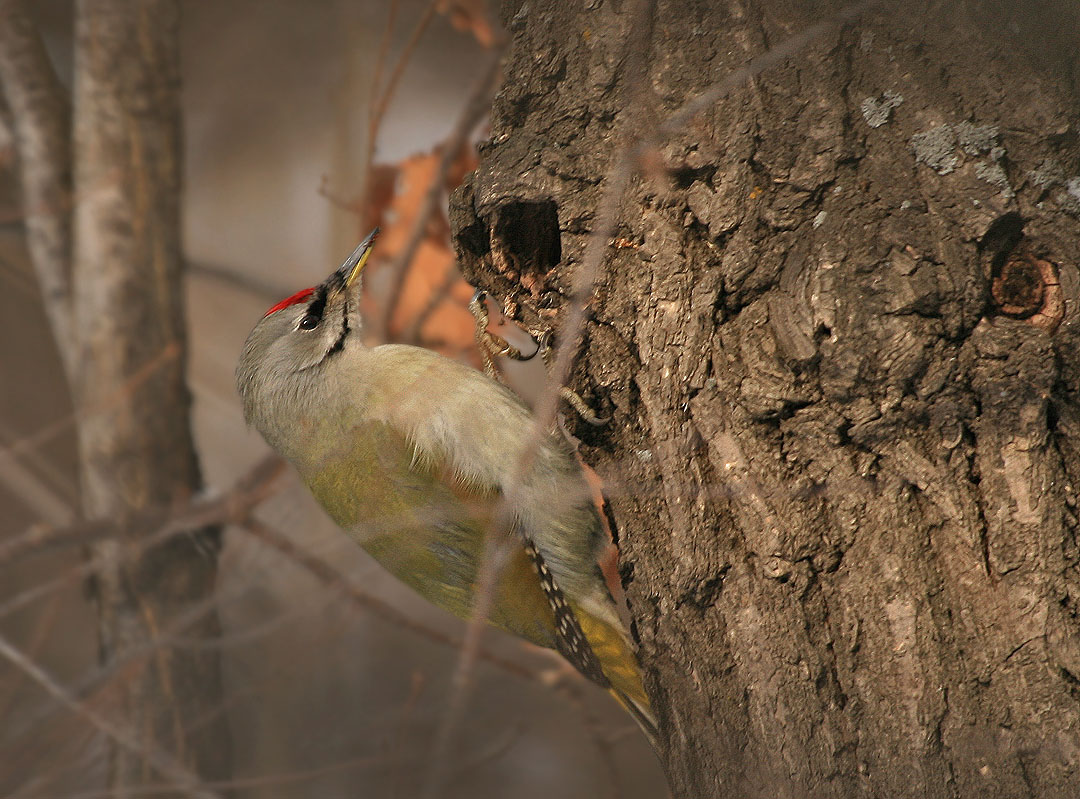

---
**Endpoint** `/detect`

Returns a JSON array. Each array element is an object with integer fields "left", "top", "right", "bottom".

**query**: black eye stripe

[
  {"left": 298, "top": 286, "right": 329, "bottom": 330},
  {"left": 307, "top": 287, "right": 328, "bottom": 320}
]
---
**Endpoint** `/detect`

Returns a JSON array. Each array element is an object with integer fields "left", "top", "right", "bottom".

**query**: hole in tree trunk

[{"left": 490, "top": 200, "right": 562, "bottom": 274}]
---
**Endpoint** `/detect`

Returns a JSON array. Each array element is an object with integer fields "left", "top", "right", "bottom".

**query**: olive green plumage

[{"left": 236, "top": 232, "right": 656, "bottom": 742}]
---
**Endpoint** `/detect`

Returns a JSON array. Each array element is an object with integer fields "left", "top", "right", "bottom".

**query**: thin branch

[
  {"left": 0, "top": 340, "right": 183, "bottom": 503},
  {"left": 388, "top": 671, "right": 426, "bottom": 799},
  {"left": 401, "top": 260, "right": 462, "bottom": 344},
  {"left": 445, "top": 723, "right": 522, "bottom": 783},
  {"left": 0, "top": 632, "right": 223, "bottom": 799},
  {"left": 186, "top": 259, "right": 283, "bottom": 303},
  {"left": 0, "top": 453, "right": 285, "bottom": 585},
  {"left": 420, "top": 0, "right": 883, "bottom": 793},
  {"left": 0, "top": 417, "right": 78, "bottom": 505},
  {"left": 35, "top": 752, "right": 393, "bottom": 799},
  {"left": 362, "top": 0, "right": 438, "bottom": 200},
  {"left": 372, "top": 0, "right": 438, "bottom": 130},
  {"left": 0, "top": 565, "right": 268, "bottom": 751},
  {"left": 239, "top": 516, "right": 642, "bottom": 785},
  {"left": 373, "top": 43, "right": 503, "bottom": 342},
  {"left": 0, "top": 0, "right": 74, "bottom": 375},
  {"left": 657, "top": 0, "right": 881, "bottom": 140},
  {"left": 368, "top": 0, "right": 401, "bottom": 111},
  {"left": 0, "top": 591, "right": 63, "bottom": 722},
  {"left": 550, "top": 678, "right": 625, "bottom": 799},
  {"left": 420, "top": 1, "right": 656, "bottom": 792},
  {"left": 239, "top": 518, "right": 538, "bottom": 682},
  {"left": 0, "top": 434, "right": 73, "bottom": 527}
]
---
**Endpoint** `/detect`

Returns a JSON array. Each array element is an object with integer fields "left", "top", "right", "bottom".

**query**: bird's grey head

[{"left": 236, "top": 229, "right": 379, "bottom": 448}]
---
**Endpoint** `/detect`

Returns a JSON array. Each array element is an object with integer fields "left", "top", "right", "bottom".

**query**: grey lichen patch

[
  {"left": 975, "top": 160, "right": 1014, "bottom": 199},
  {"left": 1028, "top": 158, "right": 1065, "bottom": 188},
  {"left": 1025, "top": 160, "right": 1079, "bottom": 212},
  {"left": 1062, "top": 177, "right": 1080, "bottom": 213},
  {"left": 911, "top": 119, "right": 1012, "bottom": 197},
  {"left": 812, "top": 211, "right": 827, "bottom": 229},
  {"left": 955, "top": 121, "right": 999, "bottom": 155},
  {"left": 912, "top": 124, "right": 959, "bottom": 175},
  {"left": 974, "top": 139, "right": 1013, "bottom": 199},
  {"left": 860, "top": 89, "right": 904, "bottom": 128}
]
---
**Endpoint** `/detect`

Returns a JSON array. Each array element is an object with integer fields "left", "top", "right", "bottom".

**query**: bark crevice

[{"left": 453, "top": 1, "right": 1080, "bottom": 795}]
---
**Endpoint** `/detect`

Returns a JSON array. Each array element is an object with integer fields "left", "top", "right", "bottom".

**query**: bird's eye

[{"left": 298, "top": 314, "right": 320, "bottom": 330}]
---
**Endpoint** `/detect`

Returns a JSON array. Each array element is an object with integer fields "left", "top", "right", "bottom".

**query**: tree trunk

[
  {"left": 451, "top": 1, "right": 1080, "bottom": 796},
  {"left": 72, "top": 0, "right": 230, "bottom": 791}
]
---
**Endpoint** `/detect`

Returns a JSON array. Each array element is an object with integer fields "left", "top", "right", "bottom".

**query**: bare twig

[
  {"left": 0, "top": 453, "right": 285, "bottom": 594},
  {"left": 0, "top": 435, "right": 73, "bottom": 527},
  {"left": 186, "top": 258, "right": 283, "bottom": 303},
  {"left": 0, "top": 632, "right": 223, "bottom": 799},
  {"left": 0, "top": 417, "right": 77, "bottom": 504},
  {"left": 0, "top": 0, "right": 74, "bottom": 374},
  {"left": 239, "top": 518, "right": 538, "bottom": 682},
  {"left": 40, "top": 753, "right": 394, "bottom": 799},
  {"left": 0, "top": 591, "right": 63, "bottom": 722},
  {"left": 551, "top": 679, "right": 625, "bottom": 799},
  {"left": 374, "top": 43, "right": 503, "bottom": 342},
  {"left": 0, "top": 340, "right": 183, "bottom": 506},
  {"left": 343, "top": 0, "right": 428, "bottom": 220},
  {"left": 657, "top": 0, "right": 881, "bottom": 140},
  {"left": 389, "top": 671, "right": 426, "bottom": 799},
  {"left": 446, "top": 723, "right": 522, "bottom": 783},
  {"left": 240, "top": 516, "right": 643, "bottom": 782},
  {"left": 401, "top": 260, "right": 462, "bottom": 344},
  {"left": 420, "top": 2, "right": 656, "bottom": 793},
  {"left": 362, "top": 0, "right": 438, "bottom": 198},
  {"left": 0, "top": 566, "right": 270, "bottom": 752},
  {"left": 420, "top": 1, "right": 883, "bottom": 793},
  {"left": 368, "top": 0, "right": 401, "bottom": 116}
]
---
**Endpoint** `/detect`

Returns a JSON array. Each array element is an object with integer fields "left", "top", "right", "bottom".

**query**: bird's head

[{"left": 236, "top": 228, "right": 378, "bottom": 443}]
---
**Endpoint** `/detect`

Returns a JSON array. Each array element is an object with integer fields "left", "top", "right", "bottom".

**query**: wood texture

[
  {"left": 0, "top": 0, "right": 73, "bottom": 370},
  {"left": 72, "top": 0, "right": 231, "bottom": 791},
  {"left": 452, "top": 1, "right": 1080, "bottom": 795}
]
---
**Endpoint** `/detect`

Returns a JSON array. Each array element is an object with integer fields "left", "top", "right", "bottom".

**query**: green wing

[
  {"left": 300, "top": 417, "right": 656, "bottom": 742},
  {"left": 301, "top": 419, "right": 560, "bottom": 649}
]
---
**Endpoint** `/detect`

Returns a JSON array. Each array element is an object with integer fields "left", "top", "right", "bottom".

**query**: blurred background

[{"left": 0, "top": 1, "right": 666, "bottom": 797}]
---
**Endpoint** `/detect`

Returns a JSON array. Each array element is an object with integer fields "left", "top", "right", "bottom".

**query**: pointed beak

[{"left": 335, "top": 227, "right": 380, "bottom": 290}]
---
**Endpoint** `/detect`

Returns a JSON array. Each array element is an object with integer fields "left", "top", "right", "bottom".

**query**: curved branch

[{"left": 0, "top": 0, "right": 73, "bottom": 375}]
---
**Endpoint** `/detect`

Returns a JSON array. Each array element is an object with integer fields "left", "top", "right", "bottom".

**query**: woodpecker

[{"left": 236, "top": 229, "right": 656, "bottom": 742}]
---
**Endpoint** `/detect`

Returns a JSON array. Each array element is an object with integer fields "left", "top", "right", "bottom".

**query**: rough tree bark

[
  {"left": 451, "top": 1, "right": 1080, "bottom": 796},
  {"left": 72, "top": 1, "right": 231, "bottom": 791},
  {"left": 0, "top": 0, "right": 231, "bottom": 791}
]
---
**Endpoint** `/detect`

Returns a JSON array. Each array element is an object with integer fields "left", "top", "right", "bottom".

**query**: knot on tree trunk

[{"left": 991, "top": 250, "right": 1063, "bottom": 332}]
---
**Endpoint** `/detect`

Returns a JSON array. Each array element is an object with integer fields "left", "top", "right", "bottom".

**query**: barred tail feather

[
  {"left": 610, "top": 686, "right": 659, "bottom": 749},
  {"left": 572, "top": 599, "right": 659, "bottom": 749},
  {"left": 522, "top": 540, "right": 658, "bottom": 747}
]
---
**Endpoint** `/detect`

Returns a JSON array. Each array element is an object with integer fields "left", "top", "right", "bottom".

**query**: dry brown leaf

[
  {"left": 435, "top": 0, "right": 496, "bottom": 48},
  {"left": 358, "top": 143, "right": 479, "bottom": 358}
]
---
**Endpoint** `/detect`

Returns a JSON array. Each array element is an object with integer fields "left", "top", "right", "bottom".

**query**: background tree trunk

[
  {"left": 0, "top": 0, "right": 231, "bottom": 791},
  {"left": 451, "top": 1, "right": 1080, "bottom": 796},
  {"left": 71, "top": 0, "right": 231, "bottom": 791}
]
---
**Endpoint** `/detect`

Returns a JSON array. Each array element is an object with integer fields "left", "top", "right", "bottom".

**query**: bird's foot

[{"left": 469, "top": 289, "right": 607, "bottom": 426}]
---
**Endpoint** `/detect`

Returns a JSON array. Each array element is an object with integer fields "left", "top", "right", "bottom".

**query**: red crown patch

[{"left": 264, "top": 287, "right": 315, "bottom": 317}]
